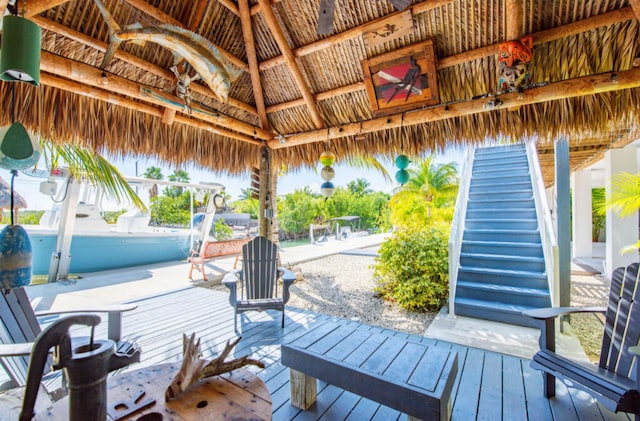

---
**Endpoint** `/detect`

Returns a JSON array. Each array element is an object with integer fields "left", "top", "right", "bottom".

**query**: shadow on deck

[{"left": 50, "top": 287, "right": 633, "bottom": 420}]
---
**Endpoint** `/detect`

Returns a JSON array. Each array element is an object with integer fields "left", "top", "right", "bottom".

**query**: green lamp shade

[
  {"left": 0, "top": 15, "right": 42, "bottom": 86},
  {"left": 395, "top": 169, "right": 409, "bottom": 184},
  {"left": 395, "top": 154, "right": 410, "bottom": 169},
  {"left": 0, "top": 225, "right": 32, "bottom": 290},
  {"left": 0, "top": 122, "right": 41, "bottom": 170}
]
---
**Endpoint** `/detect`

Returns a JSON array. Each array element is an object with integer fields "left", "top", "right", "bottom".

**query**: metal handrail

[
  {"left": 526, "top": 141, "right": 559, "bottom": 306},
  {"left": 448, "top": 145, "right": 475, "bottom": 316}
]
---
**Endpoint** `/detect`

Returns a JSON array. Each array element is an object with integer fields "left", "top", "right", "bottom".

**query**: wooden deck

[{"left": 46, "top": 287, "right": 633, "bottom": 420}]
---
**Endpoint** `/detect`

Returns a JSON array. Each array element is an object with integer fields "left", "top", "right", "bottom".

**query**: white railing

[
  {"left": 448, "top": 145, "right": 475, "bottom": 316},
  {"left": 526, "top": 142, "right": 559, "bottom": 306}
]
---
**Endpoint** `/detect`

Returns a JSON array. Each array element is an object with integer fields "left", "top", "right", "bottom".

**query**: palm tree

[
  {"left": 604, "top": 172, "right": 640, "bottom": 252},
  {"left": 167, "top": 169, "right": 190, "bottom": 196},
  {"left": 348, "top": 178, "right": 372, "bottom": 195},
  {"left": 390, "top": 156, "right": 458, "bottom": 228},
  {"left": 143, "top": 166, "right": 163, "bottom": 199},
  {"left": 43, "top": 142, "right": 145, "bottom": 210}
]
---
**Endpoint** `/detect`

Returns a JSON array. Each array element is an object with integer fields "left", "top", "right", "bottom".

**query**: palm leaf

[
  {"left": 42, "top": 143, "right": 146, "bottom": 211},
  {"left": 608, "top": 172, "right": 640, "bottom": 217}
]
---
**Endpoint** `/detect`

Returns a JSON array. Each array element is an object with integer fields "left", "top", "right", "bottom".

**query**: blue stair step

[
  {"left": 463, "top": 228, "right": 541, "bottom": 243},
  {"left": 471, "top": 168, "right": 530, "bottom": 179},
  {"left": 460, "top": 252, "right": 545, "bottom": 272},
  {"left": 469, "top": 176, "right": 531, "bottom": 190},
  {"left": 468, "top": 192, "right": 535, "bottom": 201},
  {"left": 467, "top": 198, "right": 536, "bottom": 210},
  {"left": 453, "top": 297, "right": 541, "bottom": 328},
  {"left": 455, "top": 281, "right": 551, "bottom": 307},
  {"left": 466, "top": 208, "right": 537, "bottom": 219},
  {"left": 465, "top": 218, "right": 538, "bottom": 230},
  {"left": 461, "top": 240, "right": 543, "bottom": 257},
  {"left": 473, "top": 157, "right": 528, "bottom": 167},
  {"left": 457, "top": 266, "right": 548, "bottom": 289}
]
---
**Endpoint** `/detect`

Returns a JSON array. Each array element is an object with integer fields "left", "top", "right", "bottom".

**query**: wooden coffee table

[{"left": 37, "top": 363, "right": 272, "bottom": 420}]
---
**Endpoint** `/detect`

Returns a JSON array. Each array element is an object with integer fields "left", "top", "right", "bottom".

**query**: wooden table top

[{"left": 36, "top": 363, "right": 272, "bottom": 421}]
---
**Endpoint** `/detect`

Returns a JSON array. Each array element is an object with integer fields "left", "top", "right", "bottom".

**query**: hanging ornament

[
  {"left": 319, "top": 151, "right": 335, "bottom": 167},
  {"left": 320, "top": 181, "right": 335, "bottom": 197},
  {"left": 395, "top": 154, "right": 410, "bottom": 170},
  {"left": 320, "top": 166, "right": 335, "bottom": 181},
  {"left": 319, "top": 150, "right": 336, "bottom": 198},
  {"left": 0, "top": 224, "right": 32, "bottom": 291},
  {"left": 395, "top": 169, "right": 409, "bottom": 185}
]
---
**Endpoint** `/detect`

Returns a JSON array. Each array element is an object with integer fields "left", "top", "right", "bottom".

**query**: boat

[
  {"left": 7, "top": 174, "right": 225, "bottom": 278},
  {"left": 26, "top": 203, "right": 195, "bottom": 275}
]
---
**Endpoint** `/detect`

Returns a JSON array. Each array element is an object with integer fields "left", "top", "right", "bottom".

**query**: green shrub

[{"left": 373, "top": 227, "right": 449, "bottom": 312}]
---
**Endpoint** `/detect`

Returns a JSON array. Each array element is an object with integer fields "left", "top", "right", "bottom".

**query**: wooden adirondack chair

[
  {"left": 0, "top": 287, "right": 139, "bottom": 397},
  {"left": 222, "top": 236, "right": 296, "bottom": 331},
  {"left": 524, "top": 263, "right": 640, "bottom": 420}
]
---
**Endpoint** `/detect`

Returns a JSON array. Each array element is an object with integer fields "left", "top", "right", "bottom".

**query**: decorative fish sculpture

[{"left": 93, "top": 0, "right": 243, "bottom": 104}]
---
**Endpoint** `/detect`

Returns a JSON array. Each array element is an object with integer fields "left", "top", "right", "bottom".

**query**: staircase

[{"left": 453, "top": 144, "right": 551, "bottom": 328}]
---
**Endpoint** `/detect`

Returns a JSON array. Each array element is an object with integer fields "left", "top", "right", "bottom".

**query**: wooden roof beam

[
  {"left": 38, "top": 51, "right": 272, "bottom": 141},
  {"left": 630, "top": 0, "right": 640, "bottom": 20},
  {"left": 259, "top": 0, "right": 454, "bottom": 72},
  {"left": 32, "top": 16, "right": 258, "bottom": 118},
  {"left": 218, "top": 0, "right": 240, "bottom": 16},
  {"left": 0, "top": 0, "right": 9, "bottom": 17},
  {"left": 257, "top": 0, "right": 324, "bottom": 129},
  {"left": 505, "top": 0, "right": 523, "bottom": 40},
  {"left": 268, "top": 67, "right": 640, "bottom": 149},
  {"left": 266, "top": 7, "right": 636, "bottom": 115},
  {"left": 239, "top": 0, "right": 270, "bottom": 130},
  {"left": 40, "top": 72, "right": 262, "bottom": 145},
  {"left": 24, "top": 0, "right": 67, "bottom": 16}
]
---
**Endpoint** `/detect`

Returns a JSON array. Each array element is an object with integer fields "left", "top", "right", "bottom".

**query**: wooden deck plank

[
  {"left": 477, "top": 352, "right": 503, "bottom": 420},
  {"left": 29, "top": 286, "right": 629, "bottom": 421},
  {"left": 502, "top": 355, "right": 527, "bottom": 420}
]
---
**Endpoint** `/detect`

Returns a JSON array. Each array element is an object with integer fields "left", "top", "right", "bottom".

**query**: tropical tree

[
  {"left": 603, "top": 172, "right": 640, "bottom": 252},
  {"left": 143, "top": 166, "right": 163, "bottom": 199},
  {"left": 165, "top": 169, "right": 190, "bottom": 197},
  {"left": 348, "top": 178, "right": 372, "bottom": 196},
  {"left": 389, "top": 156, "right": 458, "bottom": 229}
]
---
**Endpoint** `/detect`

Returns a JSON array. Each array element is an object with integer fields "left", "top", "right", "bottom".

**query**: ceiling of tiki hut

[{"left": 0, "top": 0, "right": 639, "bottom": 186}]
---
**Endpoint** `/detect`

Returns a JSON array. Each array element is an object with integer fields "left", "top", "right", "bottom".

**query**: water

[{"left": 279, "top": 238, "right": 310, "bottom": 248}]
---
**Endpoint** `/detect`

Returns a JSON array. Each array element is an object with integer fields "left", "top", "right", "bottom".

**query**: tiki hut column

[
  {"left": 258, "top": 147, "right": 275, "bottom": 240},
  {"left": 571, "top": 169, "right": 593, "bottom": 259}
]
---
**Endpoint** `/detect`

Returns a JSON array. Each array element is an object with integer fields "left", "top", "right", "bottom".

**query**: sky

[{"left": 0, "top": 146, "right": 466, "bottom": 211}]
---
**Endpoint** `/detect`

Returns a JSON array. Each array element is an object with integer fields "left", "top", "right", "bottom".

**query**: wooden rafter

[
  {"left": 256, "top": 0, "right": 324, "bottom": 129},
  {"left": 218, "top": 0, "right": 239, "bottom": 16},
  {"left": 630, "top": 0, "right": 640, "bottom": 20},
  {"left": 0, "top": 0, "right": 9, "bottom": 17},
  {"left": 266, "top": 7, "right": 636, "bottom": 116},
  {"left": 38, "top": 51, "right": 272, "bottom": 141},
  {"left": 23, "top": 0, "right": 66, "bottom": 16},
  {"left": 267, "top": 67, "right": 640, "bottom": 149},
  {"left": 259, "top": 0, "right": 454, "bottom": 72},
  {"left": 32, "top": 16, "right": 258, "bottom": 118},
  {"left": 238, "top": 0, "right": 270, "bottom": 130},
  {"left": 505, "top": 0, "right": 523, "bottom": 40}
]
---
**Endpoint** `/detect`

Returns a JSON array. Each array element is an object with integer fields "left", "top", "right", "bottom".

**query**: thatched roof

[{"left": 0, "top": 0, "right": 639, "bottom": 185}]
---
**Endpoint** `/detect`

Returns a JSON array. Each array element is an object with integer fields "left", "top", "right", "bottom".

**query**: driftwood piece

[{"left": 165, "top": 333, "right": 265, "bottom": 401}]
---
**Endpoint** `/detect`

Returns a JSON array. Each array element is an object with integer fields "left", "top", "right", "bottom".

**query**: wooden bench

[
  {"left": 188, "top": 238, "right": 250, "bottom": 281},
  {"left": 281, "top": 321, "right": 458, "bottom": 421}
]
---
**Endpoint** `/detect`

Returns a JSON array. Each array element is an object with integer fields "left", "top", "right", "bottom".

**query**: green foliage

[
  {"left": 103, "top": 210, "right": 127, "bottom": 224},
  {"left": 276, "top": 182, "right": 391, "bottom": 238},
  {"left": 164, "top": 169, "right": 191, "bottom": 198},
  {"left": 231, "top": 197, "right": 259, "bottom": 219},
  {"left": 13, "top": 211, "right": 44, "bottom": 225},
  {"left": 373, "top": 227, "right": 449, "bottom": 312},
  {"left": 214, "top": 219, "right": 233, "bottom": 240},
  {"left": 602, "top": 172, "right": 640, "bottom": 252},
  {"left": 149, "top": 191, "right": 195, "bottom": 226},
  {"left": 591, "top": 188, "right": 605, "bottom": 242},
  {"left": 389, "top": 157, "right": 458, "bottom": 230}
]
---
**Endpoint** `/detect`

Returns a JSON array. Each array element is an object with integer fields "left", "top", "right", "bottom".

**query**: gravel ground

[
  {"left": 569, "top": 272, "right": 610, "bottom": 362},
  {"left": 286, "top": 254, "right": 435, "bottom": 336}
]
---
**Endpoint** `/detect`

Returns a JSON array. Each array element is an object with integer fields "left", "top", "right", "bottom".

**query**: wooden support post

[
  {"left": 555, "top": 138, "right": 571, "bottom": 310},
  {"left": 258, "top": 147, "right": 271, "bottom": 238},
  {"left": 289, "top": 369, "right": 317, "bottom": 409}
]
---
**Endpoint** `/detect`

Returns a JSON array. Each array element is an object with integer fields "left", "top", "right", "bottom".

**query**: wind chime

[
  {"left": 319, "top": 150, "right": 336, "bottom": 198},
  {"left": 394, "top": 117, "right": 410, "bottom": 185},
  {"left": 0, "top": 0, "right": 42, "bottom": 291}
]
